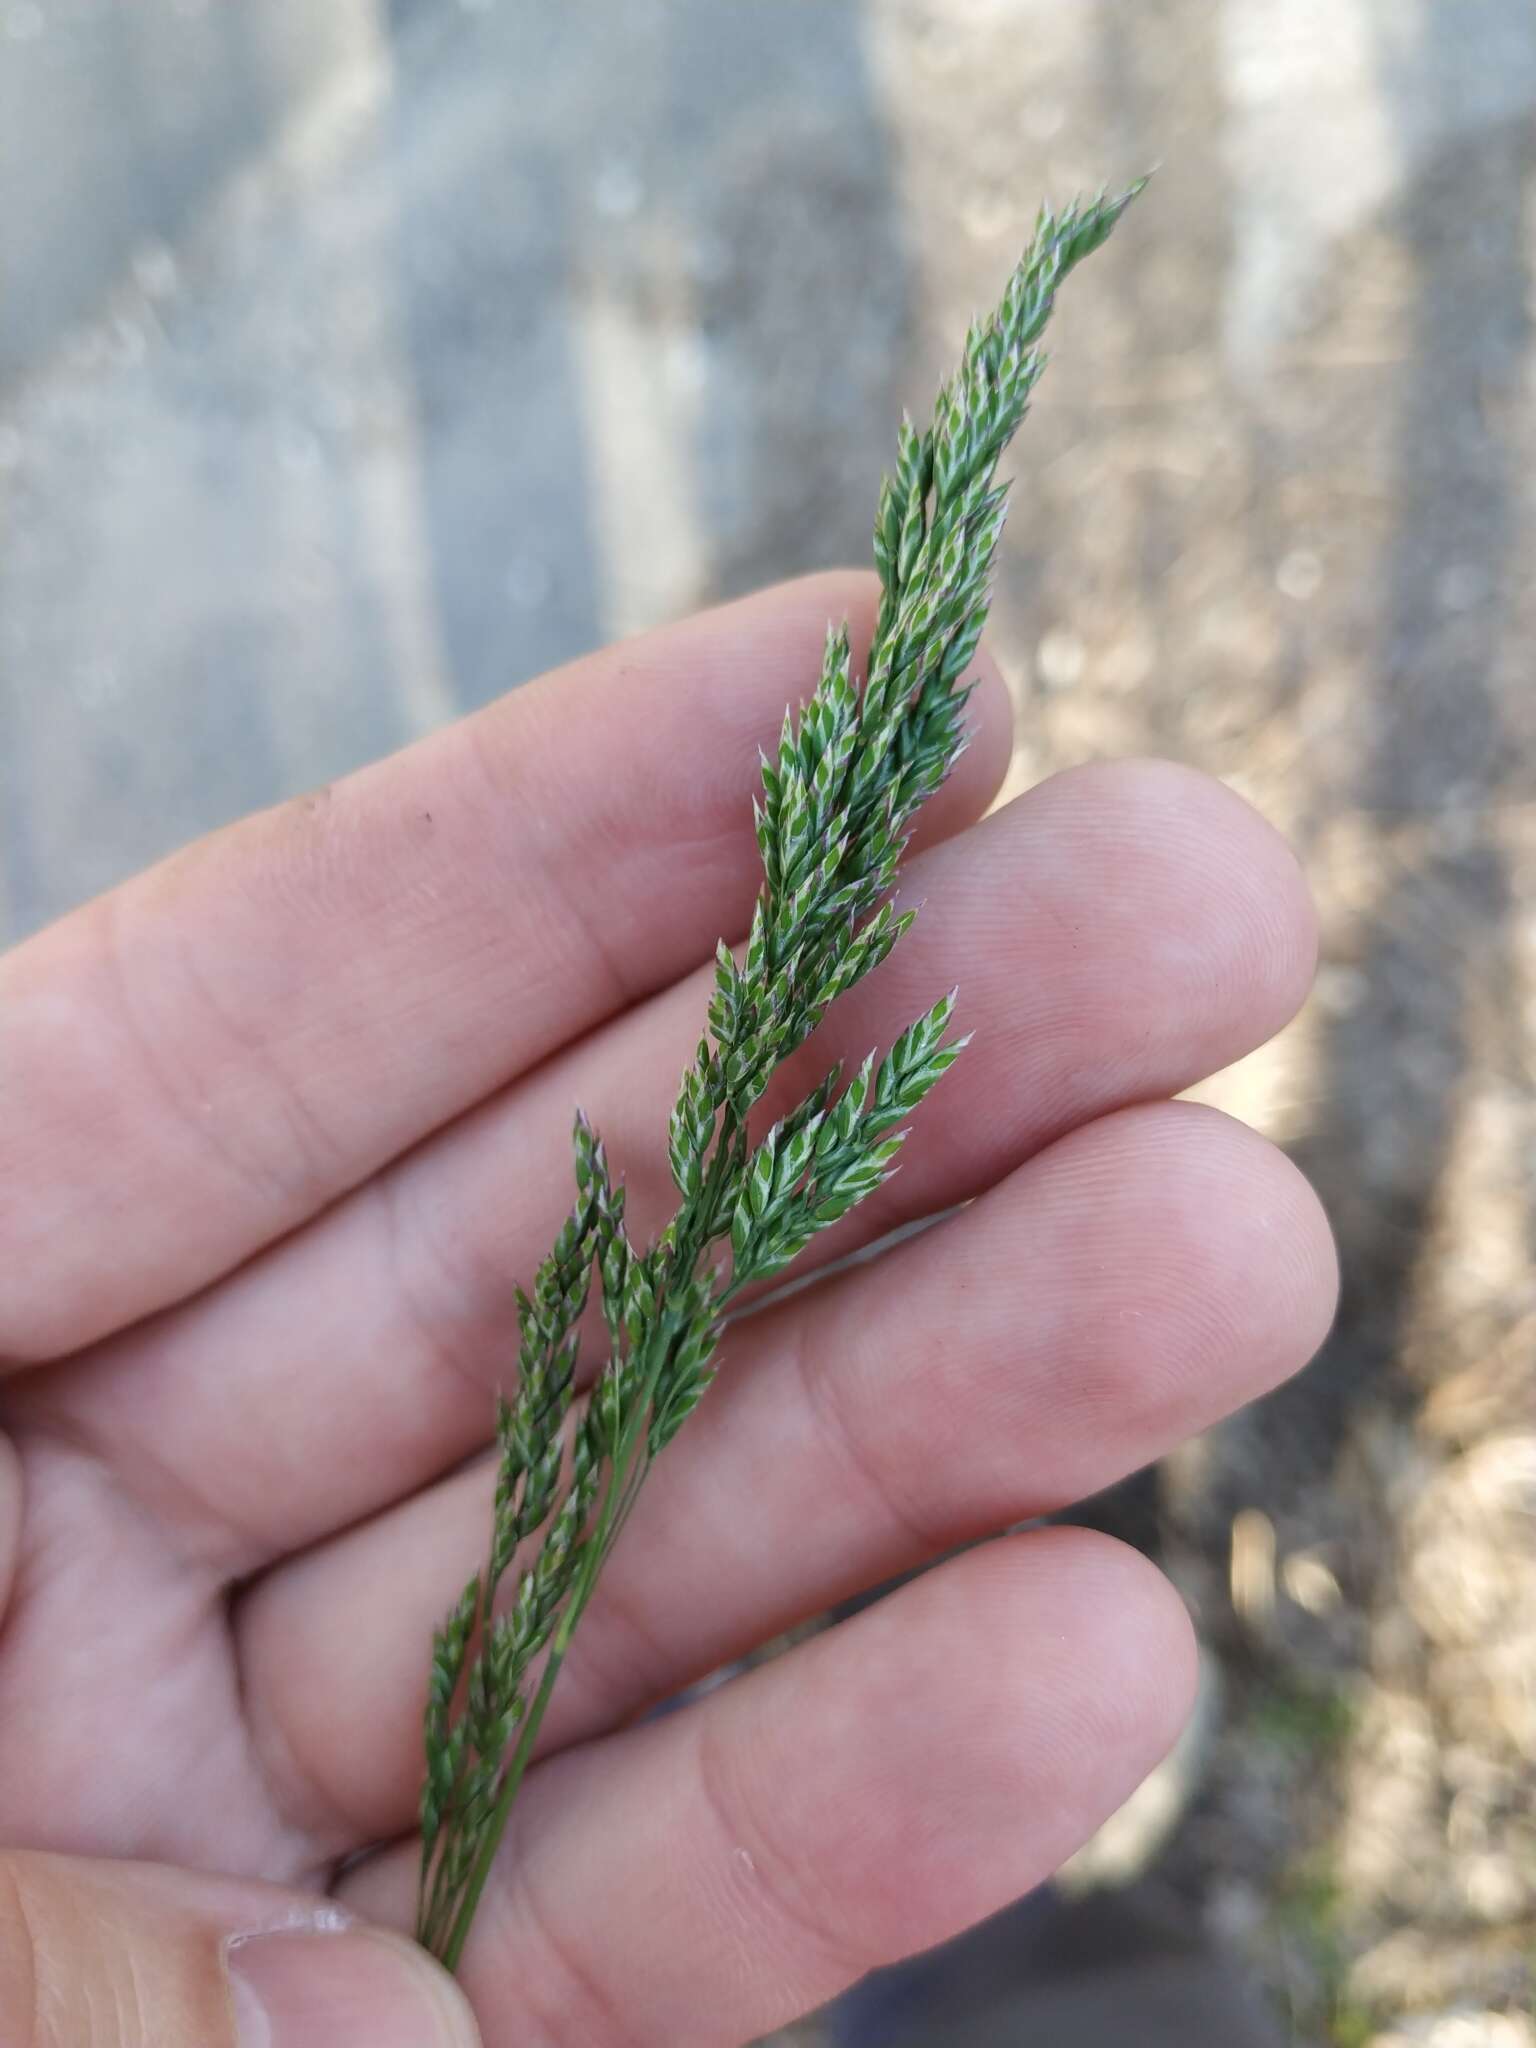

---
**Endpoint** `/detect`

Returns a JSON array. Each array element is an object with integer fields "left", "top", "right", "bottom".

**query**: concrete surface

[{"left": 5, "top": 3, "right": 1536, "bottom": 2042}]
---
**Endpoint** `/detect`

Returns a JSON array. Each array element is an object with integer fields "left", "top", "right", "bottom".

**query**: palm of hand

[{"left": 0, "top": 576, "right": 1334, "bottom": 2045}]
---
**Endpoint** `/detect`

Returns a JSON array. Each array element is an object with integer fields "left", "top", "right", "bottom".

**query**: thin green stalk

[
  {"left": 437, "top": 1329, "right": 673, "bottom": 1972},
  {"left": 436, "top": 1565, "right": 583, "bottom": 1973}
]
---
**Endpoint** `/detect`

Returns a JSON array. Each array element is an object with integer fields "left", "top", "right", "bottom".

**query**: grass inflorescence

[{"left": 416, "top": 184, "right": 1144, "bottom": 1972}]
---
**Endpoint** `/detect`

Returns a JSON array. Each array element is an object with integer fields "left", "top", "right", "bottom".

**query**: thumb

[{"left": 0, "top": 1848, "right": 483, "bottom": 2048}]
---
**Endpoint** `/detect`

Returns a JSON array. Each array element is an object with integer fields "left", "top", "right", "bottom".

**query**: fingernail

[{"left": 228, "top": 1926, "right": 481, "bottom": 2047}]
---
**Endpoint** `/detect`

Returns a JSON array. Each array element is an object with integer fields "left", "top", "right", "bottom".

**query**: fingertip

[
  {"left": 973, "top": 1527, "right": 1200, "bottom": 1782},
  {"left": 1055, "top": 1529, "right": 1199, "bottom": 1763},
  {"left": 1160, "top": 1102, "right": 1339, "bottom": 1407},
  {"left": 1023, "top": 1099, "right": 1340, "bottom": 1428},
  {"left": 1025, "top": 756, "right": 1319, "bottom": 1049},
  {"left": 1141, "top": 758, "right": 1318, "bottom": 1029},
  {"left": 1199, "top": 765, "right": 1318, "bottom": 1033},
  {"left": 1193, "top": 1106, "right": 1342, "bottom": 1382},
  {"left": 730, "top": 1530, "right": 1202, "bottom": 1975},
  {"left": 227, "top": 1924, "right": 483, "bottom": 2048}
]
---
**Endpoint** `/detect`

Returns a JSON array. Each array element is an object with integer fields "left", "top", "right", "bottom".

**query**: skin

[{"left": 0, "top": 571, "right": 1337, "bottom": 2046}]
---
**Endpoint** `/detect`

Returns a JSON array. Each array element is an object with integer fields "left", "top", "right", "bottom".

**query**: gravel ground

[{"left": 3, "top": 4, "right": 1534, "bottom": 2042}]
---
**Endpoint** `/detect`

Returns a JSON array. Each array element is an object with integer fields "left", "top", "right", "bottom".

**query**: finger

[
  {"left": 236, "top": 1101, "right": 1334, "bottom": 1850},
  {"left": 338, "top": 1530, "right": 1196, "bottom": 2047},
  {"left": 0, "top": 573, "right": 1010, "bottom": 1364},
  {"left": 30, "top": 763, "right": 1315, "bottom": 1571},
  {"left": 0, "top": 1849, "right": 479, "bottom": 2048}
]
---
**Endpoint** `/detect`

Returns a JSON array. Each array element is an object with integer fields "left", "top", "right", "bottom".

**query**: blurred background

[{"left": 3, "top": 3, "right": 1535, "bottom": 2043}]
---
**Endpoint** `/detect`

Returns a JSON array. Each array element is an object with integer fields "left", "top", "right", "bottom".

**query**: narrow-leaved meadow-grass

[{"left": 417, "top": 184, "right": 1144, "bottom": 1973}]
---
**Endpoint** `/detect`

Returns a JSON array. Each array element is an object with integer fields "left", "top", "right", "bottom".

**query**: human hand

[{"left": 0, "top": 573, "right": 1335, "bottom": 2045}]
